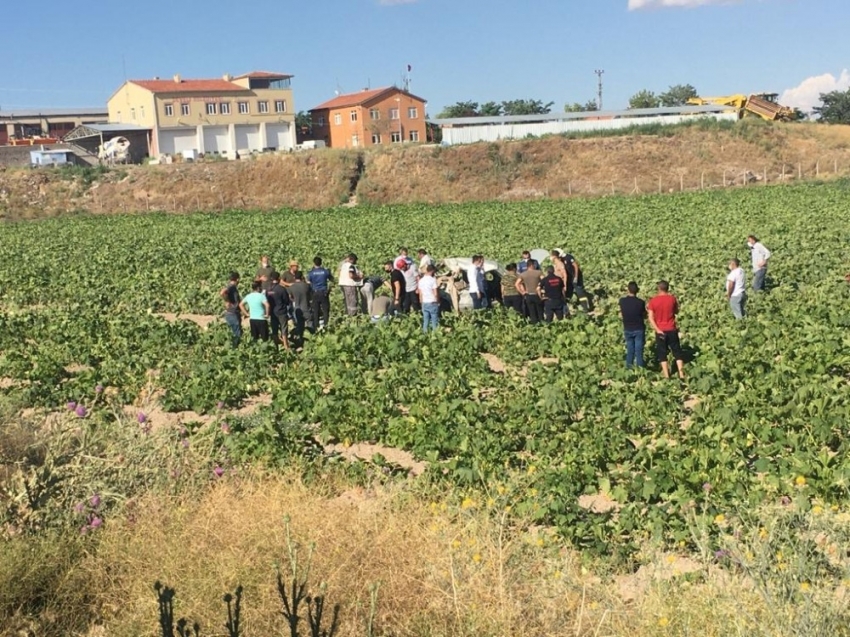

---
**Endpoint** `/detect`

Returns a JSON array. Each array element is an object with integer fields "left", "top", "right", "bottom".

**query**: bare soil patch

[
  {"left": 616, "top": 554, "right": 702, "bottom": 603},
  {"left": 324, "top": 442, "right": 427, "bottom": 477},
  {"left": 578, "top": 492, "right": 622, "bottom": 514},
  {"left": 480, "top": 353, "right": 506, "bottom": 374},
  {"left": 156, "top": 313, "right": 219, "bottom": 330}
]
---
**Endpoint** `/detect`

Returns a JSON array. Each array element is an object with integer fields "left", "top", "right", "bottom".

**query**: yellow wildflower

[
  {"left": 472, "top": 553, "right": 481, "bottom": 563},
  {"left": 812, "top": 505, "right": 823, "bottom": 515},
  {"left": 714, "top": 514, "right": 726, "bottom": 524},
  {"left": 795, "top": 475, "right": 807, "bottom": 486},
  {"left": 800, "top": 582, "right": 811, "bottom": 592},
  {"left": 658, "top": 617, "right": 670, "bottom": 627},
  {"left": 461, "top": 497, "right": 475, "bottom": 510}
]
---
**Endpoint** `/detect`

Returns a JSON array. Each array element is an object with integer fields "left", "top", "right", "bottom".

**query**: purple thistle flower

[
  {"left": 89, "top": 494, "right": 101, "bottom": 508},
  {"left": 220, "top": 422, "right": 231, "bottom": 434},
  {"left": 213, "top": 466, "right": 225, "bottom": 478},
  {"left": 137, "top": 412, "right": 147, "bottom": 424},
  {"left": 73, "top": 502, "right": 85, "bottom": 514},
  {"left": 75, "top": 404, "right": 87, "bottom": 418},
  {"left": 95, "top": 384, "right": 104, "bottom": 394},
  {"left": 780, "top": 495, "right": 792, "bottom": 506},
  {"left": 714, "top": 549, "right": 729, "bottom": 560},
  {"left": 67, "top": 401, "right": 77, "bottom": 411},
  {"left": 702, "top": 482, "right": 712, "bottom": 493},
  {"left": 89, "top": 516, "right": 103, "bottom": 529}
]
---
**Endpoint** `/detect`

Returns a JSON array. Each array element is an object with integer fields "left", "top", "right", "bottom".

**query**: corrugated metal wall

[{"left": 441, "top": 113, "right": 739, "bottom": 146}]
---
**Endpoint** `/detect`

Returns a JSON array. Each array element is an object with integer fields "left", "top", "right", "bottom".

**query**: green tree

[
  {"left": 565, "top": 100, "right": 599, "bottom": 113},
  {"left": 501, "top": 99, "right": 554, "bottom": 116},
  {"left": 629, "top": 90, "right": 661, "bottom": 110},
  {"left": 479, "top": 101, "right": 503, "bottom": 116},
  {"left": 659, "top": 84, "right": 699, "bottom": 107},
  {"left": 436, "top": 101, "right": 479, "bottom": 118},
  {"left": 813, "top": 89, "right": 850, "bottom": 124}
]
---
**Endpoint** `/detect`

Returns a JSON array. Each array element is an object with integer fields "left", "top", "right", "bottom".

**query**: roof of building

[
  {"left": 310, "top": 87, "right": 426, "bottom": 111},
  {"left": 233, "top": 71, "right": 293, "bottom": 80},
  {"left": 0, "top": 107, "right": 108, "bottom": 119},
  {"left": 129, "top": 79, "right": 248, "bottom": 93},
  {"left": 63, "top": 123, "right": 150, "bottom": 141}
]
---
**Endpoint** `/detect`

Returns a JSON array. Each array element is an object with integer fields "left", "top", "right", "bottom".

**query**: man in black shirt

[
  {"left": 390, "top": 258, "right": 408, "bottom": 316},
  {"left": 267, "top": 272, "right": 292, "bottom": 351},
  {"left": 540, "top": 266, "right": 566, "bottom": 322},
  {"left": 288, "top": 271, "right": 310, "bottom": 347},
  {"left": 561, "top": 252, "right": 590, "bottom": 311},
  {"left": 220, "top": 271, "right": 242, "bottom": 347},
  {"left": 618, "top": 281, "right": 646, "bottom": 369}
]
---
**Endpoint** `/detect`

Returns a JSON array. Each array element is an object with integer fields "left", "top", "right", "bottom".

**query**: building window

[
  {"left": 316, "top": 116, "right": 325, "bottom": 126},
  {"left": 181, "top": 103, "right": 190, "bottom": 116},
  {"left": 369, "top": 108, "right": 380, "bottom": 120},
  {"left": 220, "top": 102, "right": 231, "bottom": 115},
  {"left": 238, "top": 102, "right": 249, "bottom": 114},
  {"left": 371, "top": 133, "right": 382, "bottom": 145},
  {"left": 131, "top": 108, "right": 136, "bottom": 120},
  {"left": 350, "top": 110, "right": 358, "bottom": 122},
  {"left": 352, "top": 134, "right": 359, "bottom": 147},
  {"left": 165, "top": 104, "right": 174, "bottom": 117},
  {"left": 258, "top": 101, "right": 269, "bottom": 114},
  {"left": 275, "top": 100, "right": 286, "bottom": 113},
  {"left": 206, "top": 103, "right": 216, "bottom": 115},
  {"left": 408, "top": 107, "right": 418, "bottom": 119},
  {"left": 391, "top": 131, "right": 401, "bottom": 143},
  {"left": 409, "top": 130, "right": 420, "bottom": 142},
  {"left": 390, "top": 108, "right": 400, "bottom": 120},
  {"left": 334, "top": 113, "right": 342, "bottom": 126},
  {"left": 140, "top": 106, "right": 145, "bottom": 118}
]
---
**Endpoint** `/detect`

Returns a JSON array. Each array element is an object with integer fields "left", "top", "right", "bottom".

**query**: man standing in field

[
  {"left": 647, "top": 281, "right": 685, "bottom": 379},
  {"left": 338, "top": 253, "right": 364, "bottom": 317},
  {"left": 561, "top": 251, "right": 590, "bottom": 312},
  {"left": 240, "top": 280, "right": 270, "bottom": 342},
  {"left": 619, "top": 281, "right": 646, "bottom": 369},
  {"left": 267, "top": 272, "right": 292, "bottom": 351},
  {"left": 501, "top": 263, "right": 524, "bottom": 314},
  {"left": 391, "top": 258, "right": 408, "bottom": 315},
  {"left": 467, "top": 255, "right": 487, "bottom": 310},
  {"left": 517, "top": 250, "right": 539, "bottom": 274},
  {"left": 418, "top": 248, "right": 435, "bottom": 274},
  {"left": 361, "top": 262, "right": 392, "bottom": 317},
  {"left": 220, "top": 272, "right": 242, "bottom": 348},
  {"left": 540, "top": 266, "right": 567, "bottom": 322},
  {"left": 255, "top": 255, "right": 275, "bottom": 292},
  {"left": 307, "top": 257, "right": 333, "bottom": 330},
  {"left": 281, "top": 260, "right": 300, "bottom": 287},
  {"left": 726, "top": 258, "right": 746, "bottom": 319},
  {"left": 517, "top": 260, "right": 543, "bottom": 324},
  {"left": 288, "top": 271, "right": 310, "bottom": 346},
  {"left": 418, "top": 264, "right": 440, "bottom": 333},
  {"left": 399, "top": 248, "right": 421, "bottom": 313},
  {"left": 747, "top": 235, "right": 771, "bottom": 292}
]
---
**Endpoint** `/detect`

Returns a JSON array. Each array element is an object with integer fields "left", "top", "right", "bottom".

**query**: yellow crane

[{"left": 687, "top": 93, "right": 796, "bottom": 122}]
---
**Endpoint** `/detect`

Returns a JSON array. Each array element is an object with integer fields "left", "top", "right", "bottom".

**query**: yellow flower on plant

[
  {"left": 795, "top": 476, "right": 807, "bottom": 486},
  {"left": 666, "top": 555, "right": 676, "bottom": 564},
  {"left": 776, "top": 551, "right": 784, "bottom": 561},
  {"left": 472, "top": 553, "right": 481, "bottom": 563},
  {"left": 528, "top": 465, "right": 537, "bottom": 474},
  {"left": 487, "top": 497, "right": 495, "bottom": 508},
  {"left": 451, "top": 540, "right": 461, "bottom": 549},
  {"left": 800, "top": 582, "right": 811, "bottom": 592},
  {"left": 759, "top": 528, "right": 768, "bottom": 540},
  {"left": 536, "top": 537, "right": 545, "bottom": 547},
  {"left": 461, "top": 497, "right": 475, "bottom": 510},
  {"left": 496, "top": 485, "right": 506, "bottom": 495},
  {"left": 714, "top": 514, "right": 726, "bottom": 524},
  {"left": 553, "top": 570, "right": 562, "bottom": 580},
  {"left": 812, "top": 505, "right": 823, "bottom": 515},
  {"left": 658, "top": 617, "right": 670, "bottom": 627},
  {"left": 589, "top": 601, "right": 599, "bottom": 610}
]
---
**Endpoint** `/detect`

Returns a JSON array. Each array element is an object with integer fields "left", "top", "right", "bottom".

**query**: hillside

[{"left": 1, "top": 121, "right": 849, "bottom": 220}]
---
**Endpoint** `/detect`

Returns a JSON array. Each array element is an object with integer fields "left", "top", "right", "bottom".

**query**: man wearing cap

[
  {"left": 398, "top": 248, "right": 420, "bottom": 313},
  {"left": 391, "top": 258, "right": 408, "bottom": 315},
  {"left": 281, "top": 260, "right": 300, "bottom": 287},
  {"left": 339, "top": 253, "right": 364, "bottom": 317}
]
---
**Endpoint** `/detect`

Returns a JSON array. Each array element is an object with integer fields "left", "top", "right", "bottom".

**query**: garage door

[
  {"left": 159, "top": 129, "right": 198, "bottom": 155},
  {"left": 266, "top": 123, "right": 293, "bottom": 151},
  {"left": 202, "top": 126, "right": 230, "bottom": 155},
  {"left": 234, "top": 125, "right": 260, "bottom": 153}
]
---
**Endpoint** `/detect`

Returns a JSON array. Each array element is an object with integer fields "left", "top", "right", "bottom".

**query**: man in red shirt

[{"left": 647, "top": 280, "right": 685, "bottom": 379}]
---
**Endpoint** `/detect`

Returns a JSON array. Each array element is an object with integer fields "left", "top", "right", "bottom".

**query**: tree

[
  {"left": 629, "top": 90, "right": 661, "bottom": 110},
  {"left": 501, "top": 99, "right": 554, "bottom": 116},
  {"left": 436, "top": 101, "right": 479, "bottom": 119},
  {"left": 295, "top": 111, "right": 312, "bottom": 143},
  {"left": 564, "top": 100, "right": 599, "bottom": 113},
  {"left": 813, "top": 89, "right": 850, "bottom": 124},
  {"left": 479, "top": 101, "right": 503, "bottom": 117},
  {"left": 659, "top": 84, "right": 698, "bottom": 107}
]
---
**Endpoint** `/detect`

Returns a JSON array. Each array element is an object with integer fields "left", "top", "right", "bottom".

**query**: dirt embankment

[{"left": 2, "top": 123, "right": 849, "bottom": 219}]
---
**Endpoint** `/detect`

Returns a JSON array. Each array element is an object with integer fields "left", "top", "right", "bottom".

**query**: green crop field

[{"left": 2, "top": 181, "right": 850, "bottom": 556}]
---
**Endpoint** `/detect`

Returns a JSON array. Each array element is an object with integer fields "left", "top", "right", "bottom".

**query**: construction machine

[{"left": 687, "top": 94, "right": 796, "bottom": 122}]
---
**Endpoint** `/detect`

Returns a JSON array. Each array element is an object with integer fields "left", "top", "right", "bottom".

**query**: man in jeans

[
  {"left": 647, "top": 280, "right": 685, "bottom": 379},
  {"left": 540, "top": 266, "right": 566, "bottom": 322},
  {"left": 220, "top": 271, "right": 242, "bottom": 347},
  {"left": 747, "top": 235, "right": 771, "bottom": 292},
  {"left": 467, "top": 255, "right": 487, "bottom": 309},
  {"left": 517, "top": 260, "right": 543, "bottom": 324},
  {"left": 307, "top": 257, "right": 333, "bottom": 331},
  {"left": 418, "top": 264, "right": 440, "bottom": 333},
  {"left": 726, "top": 258, "right": 746, "bottom": 319},
  {"left": 618, "top": 281, "right": 646, "bottom": 369}
]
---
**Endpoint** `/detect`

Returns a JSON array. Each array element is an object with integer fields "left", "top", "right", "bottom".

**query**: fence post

[
  {"left": 610, "top": 182, "right": 615, "bottom": 196},
  {"left": 658, "top": 175, "right": 662, "bottom": 193},
  {"left": 835, "top": 159, "right": 839, "bottom": 174},
  {"left": 764, "top": 167, "right": 767, "bottom": 184},
  {"left": 798, "top": 163, "right": 802, "bottom": 179},
  {"left": 723, "top": 170, "right": 727, "bottom": 187},
  {"left": 816, "top": 161, "right": 819, "bottom": 177},
  {"left": 781, "top": 164, "right": 785, "bottom": 180}
]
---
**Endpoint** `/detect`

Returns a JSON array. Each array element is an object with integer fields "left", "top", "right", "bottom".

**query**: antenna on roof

[
  {"left": 404, "top": 64, "right": 412, "bottom": 93},
  {"left": 335, "top": 78, "right": 341, "bottom": 96}
]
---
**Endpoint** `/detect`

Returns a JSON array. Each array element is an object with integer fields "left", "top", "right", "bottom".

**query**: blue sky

[{"left": 1, "top": 0, "right": 846, "bottom": 115}]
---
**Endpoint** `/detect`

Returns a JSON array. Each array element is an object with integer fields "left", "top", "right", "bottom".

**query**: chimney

[
  {"left": 153, "top": 76, "right": 160, "bottom": 80},
  {"left": 173, "top": 74, "right": 181, "bottom": 84},
  {"left": 223, "top": 73, "right": 232, "bottom": 82}
]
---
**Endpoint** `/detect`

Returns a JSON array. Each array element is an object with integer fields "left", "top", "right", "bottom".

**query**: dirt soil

[{"left": 2, "top": 124, "right": 849, "bottom": 220}]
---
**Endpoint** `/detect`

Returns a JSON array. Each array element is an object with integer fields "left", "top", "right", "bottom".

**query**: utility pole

[{"left": 594, "top": 69, "right": 605, "bottom": 111}]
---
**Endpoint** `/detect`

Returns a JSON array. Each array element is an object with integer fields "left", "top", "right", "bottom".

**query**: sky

[{"left": 0, "top": 0, "right": 847, "bottom": 116}]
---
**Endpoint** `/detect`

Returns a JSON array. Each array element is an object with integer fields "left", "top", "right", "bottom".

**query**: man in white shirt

[
  {"left": 338, "top": 253, "right": 364, "bottom": 316},
  {"left": 467, "top": 254, "right": 486, "bottom": 309},
  {"left": 417, "top": 249, "right": 435, "bottom": 274},
  {"left": 398, "top": 248, "right": 420, "bottom": 313},
  {"left": 418, "top": 264, "right": 440, "bottom": 333},
  {"left": 747, "top": 235, "right": 771, "bottom": 292},
  {"left": 726, "top": 258, "right": 746, "bottom": 319}
]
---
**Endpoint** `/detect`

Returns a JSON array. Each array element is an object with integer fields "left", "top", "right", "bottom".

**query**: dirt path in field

[
  {"left": 324, "top": 442, "right": 427, "bottom": 477},
  {"left": 156, "top": 313, "right": 220, "bottom": 330},
  {"left": 481, "top": 353, "right": 559, "bottom": 377}
]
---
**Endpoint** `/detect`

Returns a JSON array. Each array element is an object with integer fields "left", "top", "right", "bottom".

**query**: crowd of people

[{"left": 219, "top": 235, "right": 772, "bottom": 377}]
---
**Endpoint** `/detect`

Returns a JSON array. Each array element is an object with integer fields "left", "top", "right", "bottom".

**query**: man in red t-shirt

[{"left": 647, "top": 280, "right": 685, "bottom": 379}]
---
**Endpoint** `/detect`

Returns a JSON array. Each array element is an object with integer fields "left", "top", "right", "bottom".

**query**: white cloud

[
  {"left": 628, "top": 0, "right": 740, "bottom": 9},
  {"left": 780, "top": 70, "right": 850, "bottom": 113}
]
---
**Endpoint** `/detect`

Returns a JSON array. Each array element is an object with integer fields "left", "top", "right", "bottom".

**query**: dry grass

[{"left": 27, "top": 473, "right": 838, "bottom": 637}]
